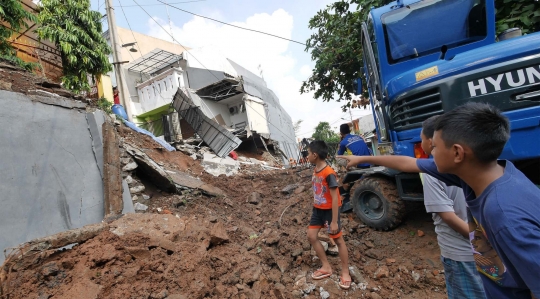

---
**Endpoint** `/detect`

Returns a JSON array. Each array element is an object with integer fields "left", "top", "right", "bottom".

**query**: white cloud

[{"left": 146, "top": 9, "right": 371, "bottom": 140}]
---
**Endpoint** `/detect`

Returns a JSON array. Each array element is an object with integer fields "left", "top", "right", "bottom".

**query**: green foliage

[
  {"left": 495, "top": 0, "right": 540, "bottom": 35},
  {"left": 300, "top": 0, "right": 389, "bottom": 109},
  {"left": 312, "top": 121, "right": 341, "bottom": 143},
  {"left": 37, "top": 0, "right": 112, "bottom": 93},
  {"left": 97, "top": 97, "right": 112, "bottom": 114},
  {"left": 302, "top": 0, "right": 540, "bottom": 108},
  {"left": 0, "top": 0, "right": 37, "bottom": 58},
  {"left": 0, "top": 53, "right": 40, "bottom": 71}
]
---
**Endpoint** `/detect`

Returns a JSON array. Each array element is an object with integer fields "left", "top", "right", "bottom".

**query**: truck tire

[{"left": 351, "top": 176, "right": 405, "bottom": 231}]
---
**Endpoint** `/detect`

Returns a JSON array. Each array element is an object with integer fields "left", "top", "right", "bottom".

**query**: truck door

[{"left": 361, "top": 22, "right": 389, "bottom": 142}]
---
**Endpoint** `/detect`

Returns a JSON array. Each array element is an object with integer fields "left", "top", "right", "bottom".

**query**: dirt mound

[{"left": 2, "top": 162, "right": 447, "bottom": 299}]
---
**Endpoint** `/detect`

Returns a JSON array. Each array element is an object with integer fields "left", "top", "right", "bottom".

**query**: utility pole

[{"left": 105, "top": 0, "right": 133, "bottom": 122}]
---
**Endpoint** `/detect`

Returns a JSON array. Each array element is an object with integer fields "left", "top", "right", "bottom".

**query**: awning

[{"left": 127, "top": 49, "right": 182, "bottom": 75}]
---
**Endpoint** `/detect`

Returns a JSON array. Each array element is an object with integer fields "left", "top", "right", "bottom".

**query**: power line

[
  {"left": 133, "top": 0, "right": 300, "bottom": 145},
  {"left": 119, "top": 0, "right": 205, "bottom": 7},
  {"left": 155, "top": 0, "right": 307, "bottom": 46},
  {"left": 132, "top": 0, "right": 222, "bottom": 82}
]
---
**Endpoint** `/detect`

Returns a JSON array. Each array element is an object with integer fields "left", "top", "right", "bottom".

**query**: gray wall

[{"left": 0, "top": 91, "right": 106, "bottom": 263}]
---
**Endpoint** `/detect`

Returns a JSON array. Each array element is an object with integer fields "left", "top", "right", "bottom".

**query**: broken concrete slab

[
  {"left": 122, "top": 180, "right": 134, "bottom": 214},
  {"left": 202, "top": 153, "right": 240, "bottom": 177},
  {"left": 86, "top": 110, "right": 106, "bottom": 176},
  {"left": 123, "top": 142, "right": 175, "bottom": 192},
  {"left": 281, "top": 184, "right": 298, "bottom": 195},
  {"left": 134, "top": 203, "right": 148, "bottom": 211},
  {"left": 122, "top": 162, "right": 138, "bottom": 172},
  {"left": 0, "top": 90, "right": 105, "bottom": 264}
]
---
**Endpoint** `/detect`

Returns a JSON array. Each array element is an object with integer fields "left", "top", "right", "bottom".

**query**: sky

[{"left": 91, "top": 0, "right": 372, "bottom": 139}]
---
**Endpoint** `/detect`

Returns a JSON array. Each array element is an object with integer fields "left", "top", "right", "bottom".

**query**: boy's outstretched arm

[{"left": 336, "top": 155, "right": 421, "bottom": 173}]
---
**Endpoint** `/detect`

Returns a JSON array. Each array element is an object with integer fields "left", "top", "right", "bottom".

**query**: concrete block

[{"left": 201, "top": 153, "right": 240, "bottom": 177}]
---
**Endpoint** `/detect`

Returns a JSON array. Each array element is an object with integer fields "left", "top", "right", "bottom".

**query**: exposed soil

[
  {"left": 2, "top": 152, "right": 446, "bottom": 298},
  {"left": 1, "top": 63, "right": 446, "bottom": 299}
]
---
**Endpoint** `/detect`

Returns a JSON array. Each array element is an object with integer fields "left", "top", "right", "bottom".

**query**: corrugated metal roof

[{"left": 171, "top": 89, "right": 241, "bottom": 158}]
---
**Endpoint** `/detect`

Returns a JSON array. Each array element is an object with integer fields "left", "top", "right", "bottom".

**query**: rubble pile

[
  {"left": 0, "top": 62, "right": 446, "bottom": 298},
  {"left": 1, "top": 128, "right": 448, "bottom": 298}
]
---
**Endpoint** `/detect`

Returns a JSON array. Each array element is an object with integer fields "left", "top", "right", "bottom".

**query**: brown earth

[
  {"left": 2, "top": 156, "right": 446, "bottom": 298},
  {"left": 1, "top": 63, "right": 447, "bottom": 299}
]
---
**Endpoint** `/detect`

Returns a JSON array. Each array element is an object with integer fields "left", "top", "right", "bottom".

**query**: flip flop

[
  {"left": 311, "top": 269, "right": 332, "bottom": 280},
  {"left": 338, "top": 276, "right": 352, "bottom": 290}
]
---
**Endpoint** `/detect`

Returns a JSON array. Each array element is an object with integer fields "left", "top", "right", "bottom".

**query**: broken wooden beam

[{"left": 103, "top": 121, "right": 123, "bottom": 216}]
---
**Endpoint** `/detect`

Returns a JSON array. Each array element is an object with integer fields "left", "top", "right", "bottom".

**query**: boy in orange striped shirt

[{"left": 306, "top": 140, "right": 351, "bottom": 289}]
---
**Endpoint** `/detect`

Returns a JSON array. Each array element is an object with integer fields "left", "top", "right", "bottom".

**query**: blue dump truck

[{"left": 341, "top": 0, "right": 540, "bottom": 230}]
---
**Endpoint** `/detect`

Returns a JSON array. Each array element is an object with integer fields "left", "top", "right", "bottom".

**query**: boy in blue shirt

[
  {"left": 337, "top": 103, "right": 540, "bottom": 299},
  {"left": 420, "top": 116, "right": 486, "bottom": 299}
]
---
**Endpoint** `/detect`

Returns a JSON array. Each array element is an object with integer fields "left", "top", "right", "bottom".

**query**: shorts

[
  {"left": 308, "top": 207, "right": 342, "bottom": 239},
  {"left": 441, "top": 256, "right": 487, "bottom": 299}
]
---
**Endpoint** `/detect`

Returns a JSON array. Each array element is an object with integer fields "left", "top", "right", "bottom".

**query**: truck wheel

[{"left": 351, "top": 176, "right": 405, "bottom": 231}]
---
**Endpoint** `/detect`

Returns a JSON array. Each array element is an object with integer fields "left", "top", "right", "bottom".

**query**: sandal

[
  {"left": 311, "top": 269, "right": 332, "bottom": 280},
  {"left": 338, "top": 276, "right": 351, "bottom": 290}
]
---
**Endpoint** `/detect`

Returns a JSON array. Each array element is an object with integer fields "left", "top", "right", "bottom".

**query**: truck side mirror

[{"left": 353, "top": 78, "right": 363, "bottom": 96}]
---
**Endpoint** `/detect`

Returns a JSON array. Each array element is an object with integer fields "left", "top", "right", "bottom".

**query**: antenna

[{"left": 164, "top": 0, "right": 174, "bottom": 41}]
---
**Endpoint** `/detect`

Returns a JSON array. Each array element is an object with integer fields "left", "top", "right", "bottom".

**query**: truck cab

[{"left": 345, "top": 0, "right": 540, "bottom": 230}]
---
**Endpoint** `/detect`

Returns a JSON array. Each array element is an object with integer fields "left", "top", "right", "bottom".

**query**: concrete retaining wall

[{"left": 0, "top": 91, "right": 113, "bottom": 263}]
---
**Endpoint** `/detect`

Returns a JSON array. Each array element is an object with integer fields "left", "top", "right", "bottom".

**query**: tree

[
  {"left": 495, "top": 0, "right": 540, "bottom": 35},
  {"left": 37, "top": 0, "right": 112, "bottom": 92},
  {"left": 301, "top": 0, "right": 540, "bottom": 108},
  {"left": 0, "top": 0, "right": 38, "bottom": 70},
  {"left": 312, "top": 121, "right": 341, "bottom": 143},
  {"left": 300, "top": 0, "right": 389, "bottom": 109},
  {"left": 293, "top": 119, "right": 304, "bottom": 134}
]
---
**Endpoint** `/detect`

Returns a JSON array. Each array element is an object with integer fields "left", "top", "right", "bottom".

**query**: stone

[
  {"left": 365, "top": 249, "right": 384, "bottom": 260},
  {"left": 167, "top": 295, "right": 188, "bottom": 299},
  {"left": 386, "top": 258, "right": 396, "bottom": 264},
  {"left": 209, "top": 216, "right": 218, "bottom": 223},
  {"left": 276, "top": 258, "right": 290, "bottom": 273},
  {"left": 374, "top": 266, "right": 389, "bottom": 279},
  {"left": 411, "top": 271, "right": 421, "bottom": 282},
  {"left": 432, "top": 270, "right": 439, "bottom": 276},
  {"left": 125, "top": 175, "right": 134, "bottom": 185},
  {"left": 173, "top": 196, "right": 186, "bottom": 207},
  {"left": 281, "top": 184, "right": 298, "bottom": 195},
  {"left": 327, "top": 245, "right": 339, "bottom": 256},
  {"left": 190, "top": 154, "right": 197, "bottom": 160},
  {"left": 132, "top": 195, "right": 138, "bottom": 202},
  {"left": 369, "top": 292, "right": 382, "bottom": 299},
  {"left": 417, "top": 230, "right": 425, "bottom": 237},
  {"left": 291, "top": 248, "right": 303, "bottom": 257},
  {"left": 130, "top": 185, "right": 145, "bottom": 194},
  {"left": 265, "top": 232, "right": 281, "bottom": 245},
  {"left": 202, "top": 153, "right": 240, "bottom": 177},
  {"left": 134, "top": 202, "right": 148, "bottom": 211},
  {"left": 125, "top": 247, "right": 151, "bottom": 260},
  {"left": 364, "top": 240, "right": 375, "bottom": 248},
  {"left": 41, "top": 262, "right": 59, "bottom": 276},
  {"left": 248, "top": 192, "right": 262, "bottom": 205},
  {"left": 210, "top": 222, "right": 229, "bottom": 246},
  {"left": 121, "top": 158, "right": 131, "bottom": 165},
  {"left": 294, "top": 185, "right": 306, "bottom": 194},
  {"left": 0, "top": 80, "right": 12, "bottom": 90},
  {"left": 142, "top": 194, "right": 150, "bottom": 200},
  {"left": 320, "top": 288, "right": 330, "bottom": 299},
  {"left": 122, "top": 162, "right": 138, "bottom": 171},
  {"left": 349, "top": 265, "right": 365, "bottom": 283}
]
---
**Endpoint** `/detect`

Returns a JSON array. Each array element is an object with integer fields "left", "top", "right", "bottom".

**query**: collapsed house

[{"left": 122, "top": 47, "right": 299, "bottom": 163}]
